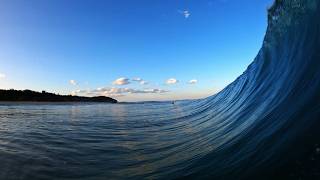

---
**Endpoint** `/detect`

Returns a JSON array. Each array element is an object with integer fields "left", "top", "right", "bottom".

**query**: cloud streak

[
  {"left": 179, "top": 10, "right": 191, "bottom": 18},
  {"left": 132, "top": 77, "right": 142, "bottom": 82},
  {"left": 132, "top": 77, "right": 148, "bottom": 85},
  {"left": 72, "top": 87, "right": 169, "bottom": 97}
]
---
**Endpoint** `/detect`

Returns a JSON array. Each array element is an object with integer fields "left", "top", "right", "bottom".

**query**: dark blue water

[{"left": 1, "top": 0, "right": 320, "bottom": 179}]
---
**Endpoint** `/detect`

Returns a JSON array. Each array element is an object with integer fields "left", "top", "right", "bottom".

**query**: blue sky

[{"left": 0, "top": 0, "right": 273, "bottom": 101}]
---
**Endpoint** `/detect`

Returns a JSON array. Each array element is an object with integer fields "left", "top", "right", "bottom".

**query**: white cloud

[
  {"left": 140, "top": 80, "right": 148, "bottom": 85},
  {"left": 113, "top": 77, "right": 130, "bottom": 85},
  {"left": 132, "top": 77, "right": 142, "bottom": 82},
  {"left": 180, "top": 10, "right": 191, "bottom": 18},
  {"left": 69, "top": 80, "right": 77, "bottom": 86},
  {"left": 132, "top": 77, "right": 148, "bottom": 85},
  {"left": 71, "top": 89, "right": 86, "bottom": 96},
  {"left": 188, "top": 79, "right": 198, "bottom": 84},
  {"left": 166, "top": 78, "right": 179, "bottom": 85},
  {"left": 0, "top": 73, "right": 6, "bottom": 79}
]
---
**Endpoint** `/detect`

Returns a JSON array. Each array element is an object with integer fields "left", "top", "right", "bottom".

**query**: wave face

[
  {"left": 1, "top": 0, "right": 320, "bottom": 179},
  {"left": 178, "top": 0, "right": 320, "bottom": 178}
]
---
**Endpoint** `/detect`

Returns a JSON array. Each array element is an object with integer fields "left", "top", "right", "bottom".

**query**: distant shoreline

[
  {"left": 0, "top": 101, "right": 118, "bottom": 105},
  {"left": 0, "top": 89, "right": 118, "bottom": 103}
]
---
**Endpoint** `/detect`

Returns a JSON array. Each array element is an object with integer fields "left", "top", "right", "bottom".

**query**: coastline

[
  {"left": 0, "top": 89, "right": 118, "bottom": 104},
  {"left": 0, "top": 101, "right": 118, "bottom": 105}
]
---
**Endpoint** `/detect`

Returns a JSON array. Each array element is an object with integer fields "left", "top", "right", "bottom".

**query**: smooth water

[{"left": 1, "top": 0, "right": 320, "bottom": 179}]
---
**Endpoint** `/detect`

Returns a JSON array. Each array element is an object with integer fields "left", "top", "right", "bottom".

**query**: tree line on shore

[{"left": 0, "top": 89, "right": 117, "bottom": 103}]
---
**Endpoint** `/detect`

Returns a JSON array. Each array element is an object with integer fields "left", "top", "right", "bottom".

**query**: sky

[{"left": 0, "top": 0, "right": 273, "bottom": 102}]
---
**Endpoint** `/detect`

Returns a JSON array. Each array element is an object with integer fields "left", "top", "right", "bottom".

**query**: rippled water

[{"left": 0, "top": 101, "right": 219, "bottom": 179}]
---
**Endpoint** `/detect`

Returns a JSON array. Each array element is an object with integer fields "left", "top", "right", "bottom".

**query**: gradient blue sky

[{"left": 0, "top": 0, "right": 273, "bottom": 101}]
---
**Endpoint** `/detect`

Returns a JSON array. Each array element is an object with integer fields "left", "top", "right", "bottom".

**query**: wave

[{"left": 173, "top": 0, "right": 320, "bottom": 179}]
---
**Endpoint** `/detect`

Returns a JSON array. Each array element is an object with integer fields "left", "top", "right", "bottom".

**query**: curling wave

[{"left": 178, "top": 0, "right": 320, "bottom": 179}]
